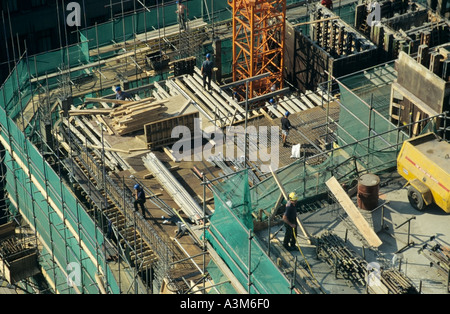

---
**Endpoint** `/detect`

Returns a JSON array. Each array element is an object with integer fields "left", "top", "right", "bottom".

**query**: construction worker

[
  {"left": 233, "top": 91, "right": 239, "bottom": 102},
  {"left": 281, "top": 111, "right": 296, "bottom": 147},
  {"left": 269, "top": 98, "right": 278, "bottom": 111},
  {"left": 133, "top": 184, "right": 147, "bottom": 219},
  {"left": 321, "top": 0, "right": 333, "bottom": 10},
  {"left": 283, "top": 192, "right": 299, "bottom": 251},
  {"left": 175, "top": 1, "right": 188, "bottom": 30},
  {"left": 115, "top": 86, "right": 131, "bottom": 101},
  {"left": 201, "top": 53, "right": 213, "bottom": 91}
]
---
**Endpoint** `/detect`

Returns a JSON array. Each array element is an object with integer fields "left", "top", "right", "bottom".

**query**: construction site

[{"left": 0, "top": 0, "right": 449, "bottom": 296}]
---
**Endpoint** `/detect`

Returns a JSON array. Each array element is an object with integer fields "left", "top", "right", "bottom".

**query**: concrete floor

[{"left": 262, "top": 172, "right": 450, "bottom": 294}]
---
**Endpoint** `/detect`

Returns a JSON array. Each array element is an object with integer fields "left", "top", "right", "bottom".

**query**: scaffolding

[
  {"left": 1, "top": 0, "right": 449, "bottom": 295},
  {"left": 204, "top": 59, "right": 450, "bottom": 294},
  {"left": 0, "top": 0, "right": 234, "bottom": 294},
  {"left": 231, "top": 0, "right": 286, "bottom": 98}
]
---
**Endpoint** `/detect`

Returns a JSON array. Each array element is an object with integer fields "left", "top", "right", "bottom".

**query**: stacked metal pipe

[
  {"left": 316, "top": 231, "right": 367, "bottom": 286},
  {"left": 419, "top": 241, "right": 450, "bottom": 284},
  {"left": 317, "top": 231, "right": 420, "bottom": 293}
]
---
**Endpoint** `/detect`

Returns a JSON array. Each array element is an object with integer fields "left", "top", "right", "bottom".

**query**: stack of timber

[{"left": 109, "top": 97, "right": 169, "bottom": 135}]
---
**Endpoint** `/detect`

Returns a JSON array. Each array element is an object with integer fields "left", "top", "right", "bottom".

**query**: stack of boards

[
  {"left": 108, "top": 98, "right": 169, "bottom": 135},
  {"left": 70, "top": 96, "right": 171, "bottom": 135}
]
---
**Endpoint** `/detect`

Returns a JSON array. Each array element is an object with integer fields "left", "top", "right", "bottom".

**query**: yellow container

[{"left": 397, "top": 133, "right": 450, "bottom": 213}]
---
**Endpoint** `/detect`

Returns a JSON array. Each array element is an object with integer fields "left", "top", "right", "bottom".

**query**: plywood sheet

[{"left": 326, "top": 176, "right": 382, "bottom": 248}]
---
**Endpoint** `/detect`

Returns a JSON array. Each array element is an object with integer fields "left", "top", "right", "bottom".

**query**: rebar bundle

[
  {"left": 379, "top": 269, "right": 419, "bottom": 294},
  {"left": 0, "top": 237, "right": 23, "bottom": 257},
  {"left": 317, "top": 231, "right": 419, "bottom": 294},
  {"left": 316, "top": 231, "right": 367, "bottom": 286},
  {"left": 419, "top": 241, "right": 450, "bottom": 284}
]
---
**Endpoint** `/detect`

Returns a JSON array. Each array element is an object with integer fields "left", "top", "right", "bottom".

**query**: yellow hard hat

[{"left": 289, "top": 192, "right": 298, "bottom": 201}]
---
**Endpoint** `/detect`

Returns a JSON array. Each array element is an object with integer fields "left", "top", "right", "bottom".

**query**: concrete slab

[{"left": 258, "top": 172, "right": 450, "bottom": 294}]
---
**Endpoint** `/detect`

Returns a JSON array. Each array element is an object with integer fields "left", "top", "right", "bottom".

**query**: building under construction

[{"left": 0, "top": 0, "right": 449, "bottom": 296}]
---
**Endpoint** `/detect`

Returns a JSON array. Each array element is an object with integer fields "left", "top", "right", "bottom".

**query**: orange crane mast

[{"left": 230, "top": 0, "right": 286, "bottom": 99}]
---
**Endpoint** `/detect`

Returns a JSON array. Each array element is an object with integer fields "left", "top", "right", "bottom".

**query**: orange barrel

[{"left": 357, "top": 173, "right": 380, "bottom": 211}]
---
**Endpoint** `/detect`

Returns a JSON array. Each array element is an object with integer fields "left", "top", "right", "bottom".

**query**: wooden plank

[
  {"left": 110, "top": 100, "right": 166, "bottom": 117},
  {"left": 280, "top": 96, "right": 298, "bottom": 114},
  {"left": 85, "top": 98, "right": 131, "bottom": 105},
  {"left": 154, "top": 81, "right": 170, "bottom": 98},
  {"left": 67, "top": 109, "right": 113, "bottom": 116},
  {"left": 300, "top": 94, "right": 316, "bottom": 109},
  {"left": 173, "top": 78, "right": 217, "bottom": 125},
  {"left": 183, "top": 76, "right": 232, "bottom": 124},
  {"left": 315, "top": 88, "right": 333, "bottom": 103},
  {"left": 289, "top": 95, "right": 309, "bottom": 111},
  {"left": 190, "top": 71, "right": 246, "bottom": 119},
  {"left": 193, "top": 67, "right": 242, "bottom": 112},
  {"left": 270, "top": 100, "right": 287, "bottom": 117},
  {"left": 96, "top": 115, "right": 116, "bottom": 135},
  {"left": 270, "top": 193, "right": 284, "bottom": 220},
  {"left": 164, "top": 147, "right": 179, "bottom": 162},
  {"left": 325, "top": 176, "right": 382, "bottom": 248},
  {"left": 269, "top": 166, "right": 310, "bottom": 244},
  {"left": 307, "top": 92, "right": 323, "bottom": 107},
  {"left": 412, "top": 111, "right": 421, "bottom": 136},
  {"left": 266, "top": 102, "right": 283, "bottom": 118},
  {"left": 228, "top": 108, "right": 239, "bottom": 126},
  {"left": 260, "top": 108, "right": 274, "bottom": 121},
  {"left": 72, "top": 117, "right": 118, "bottom": 168},
  {"left": 287, "top": 98, "right": 304, "bottom": 113}
]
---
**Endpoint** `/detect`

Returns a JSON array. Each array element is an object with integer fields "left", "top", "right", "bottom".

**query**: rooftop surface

[{"left": 261, "top": 171, "right": 450, "bottom": 294}]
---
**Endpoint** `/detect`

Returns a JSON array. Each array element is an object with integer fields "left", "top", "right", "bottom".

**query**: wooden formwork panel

[
  {"left": 0, "top": 222, "right": 15, "bottom": 240},
  {"left": 291, "top": 30, "right": 380, "bottom": 92},
  {"left": 389, "top": 82, "right": 440, "bottom": 137},
  {"left": 0, "top": 246, "right": 39, "bottom": 284},
  {"left": 145, "top": 112, "right": 199, "bottom": 149}
]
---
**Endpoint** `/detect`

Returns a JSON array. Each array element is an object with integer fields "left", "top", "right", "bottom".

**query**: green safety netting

[
  {"left": 0, "top": 104, "right": 120, "bottom": 294},
  {"left": 0, "top": 60, "right": 32, "bottom": 120},
  {"left": 336, "top": 63, "right": 410, "bottom": 173},
  {"left": 0, "top": 3, "right": 414, "bottom": 294},
  {"left": 205, "top": 62, "right": 412, "bottom": 293},
  {"left": 80, "top": 0, "right": 231, "bottom": 52},
  {"left": 206, "top": 260, "right": 237, "bottom": 294},
  {"left": 206, "top": 171, "right": 292, "bottom": 294}
]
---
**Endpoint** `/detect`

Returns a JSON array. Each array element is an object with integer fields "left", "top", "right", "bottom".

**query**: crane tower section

[{"left": 230, "top": 0, "right": 286, "bottom": 98}]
